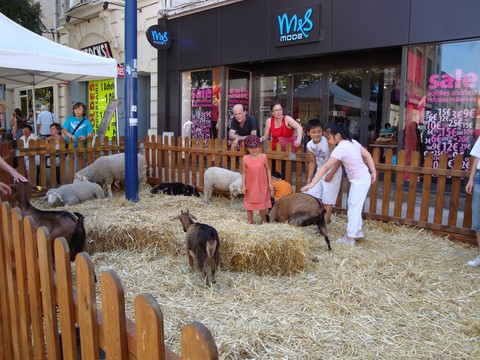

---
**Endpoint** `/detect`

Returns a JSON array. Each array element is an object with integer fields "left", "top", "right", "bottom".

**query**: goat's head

[
  {"left": 10, "top": 182, "right": 38, "bottom": 208},
  {"left": 171, "top": 209, "right": 197, "bottom": 232}
]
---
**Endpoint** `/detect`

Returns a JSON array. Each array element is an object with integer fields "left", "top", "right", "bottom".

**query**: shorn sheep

[
  {"left": 204, "top": 167, "right": 243, "bottom": 204},
  {"left": 151, "top": 182, "right": 199, "bottom": 197},
  {"left": 74, "top": 153, "right": 147, "bottom": 197},
  {"left": 267, "top": 193, "right": 331, "bottom": 251},
  {"left": 11, "top": 182, "right": 87, "bottom": 262},
  {"left": 172, "top": 210, "right": 220, "bottom": 286},
  {"left": 45, "top": 181, "right": 105, "bottom": 206}
]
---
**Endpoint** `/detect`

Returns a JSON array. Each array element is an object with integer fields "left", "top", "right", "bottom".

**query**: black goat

[
  {"left": 151, "top": 182, "right": 199, "bottom": 197},
  {"left": 267, "top": 193, "right": 331, "bottom": 251},
  {"left": 11, "top": 182, "right": 87, "bottom": 262},
  {"left": 172, "top": 210, "right": 220, "bottom": 286}
]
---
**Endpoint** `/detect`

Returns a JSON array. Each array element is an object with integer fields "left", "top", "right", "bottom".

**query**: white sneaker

[
  {"left": 467, "top": 255, "right": 480, "bottom": 267},
  {"left": 337, "top": 236, "right": 356, "bottom": 247},
  {"left": 355, "top": 230, "right": 365, "bottom": 239}
]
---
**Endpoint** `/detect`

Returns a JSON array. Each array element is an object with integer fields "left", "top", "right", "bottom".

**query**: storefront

[{"left": 157, "top": 0, "right": 480, "bottom": 171}]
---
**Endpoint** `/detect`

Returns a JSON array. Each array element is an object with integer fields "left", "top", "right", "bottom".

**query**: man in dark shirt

[{"left": 229, "top": 104, "right": 259, "bottom": 148}]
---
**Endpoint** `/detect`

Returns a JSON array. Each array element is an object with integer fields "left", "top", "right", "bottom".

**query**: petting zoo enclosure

[
  {"left": 1, "top": 135, "right": 476, "bottom": 244},
  {"left": 0, "top": 136, "right": 477, "bottom": 358}
]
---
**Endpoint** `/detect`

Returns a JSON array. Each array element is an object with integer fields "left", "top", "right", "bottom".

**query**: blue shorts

[{"left": 473, "top": 171, "right": 480, "bottom": 231}]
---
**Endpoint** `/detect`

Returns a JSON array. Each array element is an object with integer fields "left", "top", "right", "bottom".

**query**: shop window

[
  {"left": 292, "top": 73, "right": 323, "bottom": 123},
  {"left": 406, "top": 39, "right": 480, "bottom": 171},
  {"left": 181, "top": 68, "right": 223, "bottom": 146}
]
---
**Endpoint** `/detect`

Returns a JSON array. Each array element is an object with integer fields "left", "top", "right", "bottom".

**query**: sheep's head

[
  {"left": 45, "top": 189, "right": 64, "bottom": 206},
  {"left": 229, "top": 178, "right": 243, "bottom": 197},
  {"left": 73, "top": 173, "right": 88, "bottom": 183}
]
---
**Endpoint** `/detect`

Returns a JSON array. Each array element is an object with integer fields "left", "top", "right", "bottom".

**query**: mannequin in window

[{"left": 211, "top": 80, "right": 221, "bottom": 139}]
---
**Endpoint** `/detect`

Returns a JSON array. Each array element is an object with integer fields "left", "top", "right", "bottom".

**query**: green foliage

[{"left": 0, "top": 0, "right": 46, "bottom": 35}]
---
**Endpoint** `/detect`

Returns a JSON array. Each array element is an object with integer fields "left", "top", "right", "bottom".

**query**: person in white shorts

[
  {"left": 302, "top": 123, "right": 376, "bottom": 247},
  {"left": 304, "top": 119, "right": 342, "bottom": 223}
]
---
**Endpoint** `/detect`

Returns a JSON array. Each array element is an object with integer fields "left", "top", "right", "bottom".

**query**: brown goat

[
  {"left": 172, "top": 210, "right": 220, "bottom": 286},
  {"left": 10, "top": 182, "right": 87, "bottom": 262},
  {"left": 267, "top": 193, "right": 331, "bottom": 251}
]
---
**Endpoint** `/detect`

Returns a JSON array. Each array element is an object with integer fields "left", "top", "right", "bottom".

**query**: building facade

[
  {"left": 158, "top": 0, "right": 480, "bottom": 171},
  {"left": 4, "top": 0, "right": 479, "bottom": 172}
]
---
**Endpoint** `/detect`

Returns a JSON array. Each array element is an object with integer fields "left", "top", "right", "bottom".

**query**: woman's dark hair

[
  {"left": 72, "top": 102, "right": 86, "bottom": 117},
  {"left": 13, "top": 108, "right": 24, "bottom": 119},
  {"left": 270, "top": 101, "right": 283, "bottom": 111},
  {"left": 324, "top": 122, "right": 351, "bottom": 141},
  {"left": 305, "top": 119, "right": 324, "bottom": 132}
]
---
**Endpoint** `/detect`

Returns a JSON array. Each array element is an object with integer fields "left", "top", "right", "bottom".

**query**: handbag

[{"left": 65, "top": 118, "right": 86, "bottom": 149}]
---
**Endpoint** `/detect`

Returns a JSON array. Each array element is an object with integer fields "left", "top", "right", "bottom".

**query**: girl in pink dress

[{"left": 242, "top": 135, "right": 273, "bottom": 224}]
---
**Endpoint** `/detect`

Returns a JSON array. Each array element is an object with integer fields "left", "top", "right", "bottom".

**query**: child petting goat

[{"left": 172, "top": 210, "right": 220, "bottom": 286}]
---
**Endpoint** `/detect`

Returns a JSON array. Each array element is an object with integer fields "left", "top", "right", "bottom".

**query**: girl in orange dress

[{"left": 242, "top": 135, "right": 273, "bottom": 224}]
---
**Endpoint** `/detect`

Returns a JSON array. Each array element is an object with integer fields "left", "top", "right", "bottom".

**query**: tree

[{"left": 0, "top": 0, "right": 46, "bottom": 35}]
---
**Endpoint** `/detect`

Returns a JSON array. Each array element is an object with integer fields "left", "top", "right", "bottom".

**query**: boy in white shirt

[{"left": 304, "top": 119, "right": 342, "bottom": 223}]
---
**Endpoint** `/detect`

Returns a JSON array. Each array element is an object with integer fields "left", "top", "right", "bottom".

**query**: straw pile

[
  {"left": 32, "top": 189, "right": 480, "bottom": 359},
  {"left": 56, "top": 190, "right": 312, "bottom": 275}
]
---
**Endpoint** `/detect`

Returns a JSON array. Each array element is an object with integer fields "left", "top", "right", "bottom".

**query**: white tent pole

[{"left": 32, "top": 78, "right": 37, "bottom": 135}]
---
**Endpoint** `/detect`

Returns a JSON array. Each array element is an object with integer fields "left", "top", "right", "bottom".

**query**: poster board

[{"left": 96, "top": 99, "right": 119, "bottom": 138}]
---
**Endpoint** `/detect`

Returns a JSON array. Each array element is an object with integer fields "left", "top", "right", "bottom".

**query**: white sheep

[
  {"left": 74, "top": 153, "right": 147, "bottom": 197},
  {"left": 45, "top": 181, "right": 106, "bottom": 206},
  {"left": 203, "top": 167, "right": 243, "bottom": 204}
]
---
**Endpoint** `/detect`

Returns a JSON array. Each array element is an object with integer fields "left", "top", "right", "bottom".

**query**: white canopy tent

[
  {"left": 0, "top": 12, "right": 117, "bottom": 131},
  {"left": 0, "top": 12, "right": 117, "bottom": 86}
]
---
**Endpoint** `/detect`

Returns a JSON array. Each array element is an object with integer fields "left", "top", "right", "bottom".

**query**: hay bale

[
  {"left": 32, "top": 189, "right": 313, "bottom": 275},
  {"left": 216, "top": 220, "right": 310, "bottom": 275}
]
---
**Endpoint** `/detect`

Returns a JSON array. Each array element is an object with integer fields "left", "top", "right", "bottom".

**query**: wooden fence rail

[
  {"left": 0, "top": 202, "right": 219, "bottom": 360},
  {"left": 143, "top": 135, "right": 476, "bottom": 244}
]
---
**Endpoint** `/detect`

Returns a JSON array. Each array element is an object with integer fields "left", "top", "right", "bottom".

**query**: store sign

[
  {"left": 81, "top": 42, "right": 114, "bottom": 58},
  {"left": 146, "top": 21, "right": 171, "bottom": 50},
  {"left": 273, "top": 4, "right": 320, "bottom": 47},
  {"left": 88, "top": 79, "right": 117, "bottom": 139}
]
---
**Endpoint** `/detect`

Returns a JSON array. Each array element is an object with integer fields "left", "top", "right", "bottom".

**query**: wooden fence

[
  {"left": 143, "top": 135, "right": 476, "bottom": 244},
  {"left": 0, "top": 202, "right": 219, "bottom": 360}
]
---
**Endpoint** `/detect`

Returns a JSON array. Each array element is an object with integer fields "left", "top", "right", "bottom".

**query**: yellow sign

[{"left": 88, "top": 79, "right": 117, "bottom": 138}]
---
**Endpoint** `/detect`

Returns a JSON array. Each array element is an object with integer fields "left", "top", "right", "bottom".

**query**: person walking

[
  {"left": 301, "top": 123, "right": 376, "bottom": 246},
  {"left": 242, "top": 135, "right": 273, "bottom": 224},
  {"left": 36, "top": 105, "right": 57, "bottom": 137}
]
